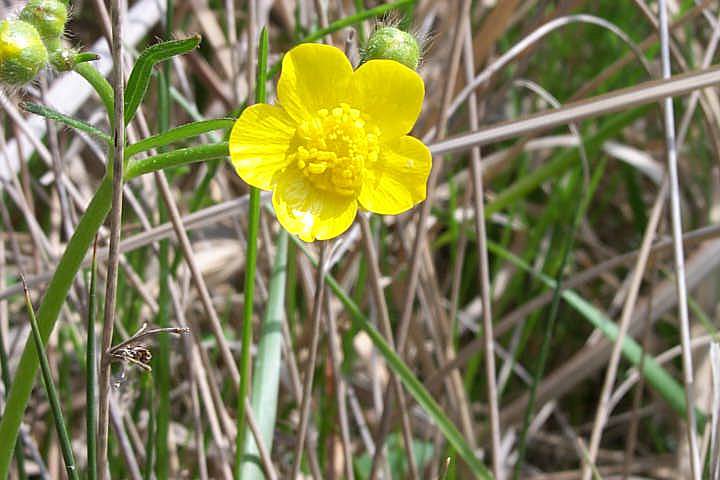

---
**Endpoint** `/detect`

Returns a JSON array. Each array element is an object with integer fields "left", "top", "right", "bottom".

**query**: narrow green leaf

[
  {"left": 125, "top": 119, "right": 233, "bottom": 158},
  {"left": 21, "top": 279, "right": 79, "bottom": 480},
  {"left": 124, "top": 142, "right": 228, "bottom": 179},
  {"left": 21, "top": 102, "right": 111, "bottom": 143},
  {"left": 124, "top": 35, "right": 201, "bottom": 125}
]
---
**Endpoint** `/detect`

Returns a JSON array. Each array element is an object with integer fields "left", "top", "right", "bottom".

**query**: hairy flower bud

[
  {"left": 19, "top": 0, "right": 68, "bottom": 51},
  {"left": 0, "top": 19, "right": 48, "bottom": 85},
  {"left": 361, "top": 26, "right": 421, "bottom": 71}
]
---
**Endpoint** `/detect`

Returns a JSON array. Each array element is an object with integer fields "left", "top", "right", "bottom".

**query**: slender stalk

[
  {"left": 154, "top": 0, "right": 174, "bottom": 471},
  {"left": 360, "top": 215, "right": 418, "bottom": 480},
  {"left": 236, "top": 27, "right": 268, "bottom": 479},
  {"left": 87, "top": 238, "right": 99, "bottom": 480},
  {"left": 462, "top": 17, "right": 502, "bottom": 479},
  {"left": 98, "top": 0, "right": 126, "bottom": 476},
  {"left": 290, "top": 243, "right": 328, "bottom": 479},
  {"left": 21, "top": 279, "right": 79, "bottom": 480},
  {"left": 582, "top": 180, "right": 668, "bottom": 479},
  {"left": 324, "top": 291, "right": 355, "bottom": 480},
  {"left": 658, "top": 1, "right": 701, "bottom": 477}
]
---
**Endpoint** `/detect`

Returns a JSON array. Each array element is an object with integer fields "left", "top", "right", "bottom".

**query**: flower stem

[
  {"left": 236, "top": 26, "right": 268, "bottom": 479},
  {"left": 86, "top": 238, "right": 99, "bottom": 480}
]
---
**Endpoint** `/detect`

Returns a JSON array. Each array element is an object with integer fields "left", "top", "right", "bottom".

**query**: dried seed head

[
  {"left": 0, "top": 19, "right": 48, "bottom": 85},
  {"left": 361, "top": 26, "right": 421, "bottom": 71}
]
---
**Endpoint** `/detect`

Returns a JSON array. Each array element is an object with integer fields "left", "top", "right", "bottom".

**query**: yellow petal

[
  {"left": 272, "top": 169, "right": 358, "bottom": 242},
  {"left": 277, "top": 43, "right": 354, "bottom": 123},
  {"left": 351, "top": 59, "right": 424, "bottom": 141},
  {"left": 359, "top": 135, "right": 431, "bottom": 215},
  {"left": 229, "top": 104, "right": 296, "bottom": 190}
]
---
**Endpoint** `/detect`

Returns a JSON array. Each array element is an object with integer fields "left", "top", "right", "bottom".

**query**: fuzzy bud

[
  {"left": 19, "top": 0, "right": 68, "bottom": 51},
  {"left": 361, "top": 26, "right": 421, "bottom": 71},
  {"left": 0, "top": 19, "right": 48, "bottom": 85}
]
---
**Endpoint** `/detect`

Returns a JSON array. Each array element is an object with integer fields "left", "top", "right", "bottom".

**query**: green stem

[
  {"left": 236, "top": 27, "right": 268, "bottom": 480},
  {"left": 22, "top": 282, "right": 80, "bottom": 480},
  {"left": 86, "top": 240, "right": 98, "bottom": 480},
  {"left": 74, "top": 63, "right": 114, "bottom": 121}
]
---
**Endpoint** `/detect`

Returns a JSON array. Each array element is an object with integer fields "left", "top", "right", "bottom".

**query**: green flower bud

[
  {"left": 361, "top": 26, "right": 421, "bottom": 71},
  {"left": 19, "top": 0, "right": 68, "bottom": 46},
  {"left": 0, "top": 19, "right": 48, "bottom": 85},
  {"left": 49, "top": 49, "right": 98, "bottom": 71}
]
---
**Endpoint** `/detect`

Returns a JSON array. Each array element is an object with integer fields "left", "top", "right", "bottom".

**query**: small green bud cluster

[
  {"left": 0, "top": 0, "right": 93, "bottom": 86},
  {"left": 361, "top": 26, "right": 423, "bottom": 71}
]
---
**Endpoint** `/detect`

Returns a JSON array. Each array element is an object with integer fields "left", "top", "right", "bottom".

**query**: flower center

[{"left": 288, "top": 103, "right": 380, "bottom": 196}]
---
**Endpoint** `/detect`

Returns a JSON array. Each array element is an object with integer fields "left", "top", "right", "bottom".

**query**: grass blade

[
  {"left": 240, "top": 230, "right": 288, "bottom": 479},
  {"left": 21, "top": 278, "right": 79, "bottom": 480}
]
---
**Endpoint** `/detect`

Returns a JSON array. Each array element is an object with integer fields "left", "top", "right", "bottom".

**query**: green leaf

[
  {"left": 21, "top": 102, "right": 111, "bottom": 143},
  {"left": 125, "top": 119, "right": 233, "bottom": 158},
  {"left": 124, "top": 35, "right": 201, "bottom": 125},
  {"left": 124, "top": 142, "right": 228, "bottom": 179}
]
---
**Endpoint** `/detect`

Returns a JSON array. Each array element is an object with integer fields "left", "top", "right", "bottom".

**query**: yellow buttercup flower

[{"left": 230, "top": 43, "right": 431, "bottom": 242}]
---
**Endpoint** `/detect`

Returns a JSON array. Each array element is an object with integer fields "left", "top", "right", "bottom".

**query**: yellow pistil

[{"left": 288, "top": 103, "right": 380, "bottom": 196}]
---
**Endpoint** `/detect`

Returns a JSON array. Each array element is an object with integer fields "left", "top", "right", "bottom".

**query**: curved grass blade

[
  {"left": 288, "top": 234, "right": 492, "bottom": 479},
  {"left": 21, "top": 278, "right": 79, "bottom": 480},
  {"left": 124, "top": 35, "right": 201, "bottom": 125}
]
